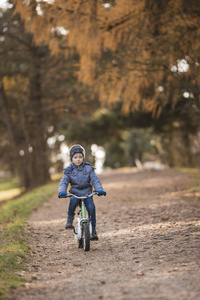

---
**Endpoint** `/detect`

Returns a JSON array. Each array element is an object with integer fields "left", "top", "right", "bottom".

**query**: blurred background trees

[
  {"left": 0, "top": 0, "right": 200, "bottom": 189},
  {"left": 13, "top": 0, "right": 200, "bottom": 112},
  {"left": 0, "top": 5, "right": 99, "bottom": 188}
]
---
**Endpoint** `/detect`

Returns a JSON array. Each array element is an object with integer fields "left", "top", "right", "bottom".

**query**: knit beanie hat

[{"left": 69, "top": 144, "right": 85, "bottom": 161}]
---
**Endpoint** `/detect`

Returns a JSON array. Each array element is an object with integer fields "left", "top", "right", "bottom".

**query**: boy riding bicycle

[{"left": 58, "top": 144, "right": 106, "bottom": 240}]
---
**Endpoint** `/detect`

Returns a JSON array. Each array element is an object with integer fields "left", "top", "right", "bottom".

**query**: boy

[{"left": 58, "top": 144, "right": 106, "bottom": 240}]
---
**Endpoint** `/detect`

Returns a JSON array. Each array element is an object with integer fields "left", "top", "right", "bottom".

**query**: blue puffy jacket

[{"left": 58, "top": 162, "right": 103, "bottom": 196}]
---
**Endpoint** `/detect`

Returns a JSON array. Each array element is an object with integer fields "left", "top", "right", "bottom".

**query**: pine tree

[
  {"left": 0, "top": 6, "right": 99, "bottom": 188},
  {"left": 13, "top": 0, "right": 200, "bottom": 113}
]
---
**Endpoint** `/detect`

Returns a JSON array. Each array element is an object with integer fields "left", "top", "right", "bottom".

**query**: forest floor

[{"left": 11, "top": 168, "right": 200, "bottom": 300}]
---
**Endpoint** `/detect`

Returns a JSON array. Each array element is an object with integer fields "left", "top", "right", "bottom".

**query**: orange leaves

[
  {"left": 13, "top": 0, "right": 200, "bottom": 114},
  {"left": 3, "top": 76, "right": 29, "bottom": 96}
]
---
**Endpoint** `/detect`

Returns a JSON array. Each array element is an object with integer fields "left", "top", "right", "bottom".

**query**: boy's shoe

[
  {"left": 65, "top": 216, "right": 74, "bottom": 229},
  {"left": 91, "top": 227, "right": 98, "bottom": 241}
]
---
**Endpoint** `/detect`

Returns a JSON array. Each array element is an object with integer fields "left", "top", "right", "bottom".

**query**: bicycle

[{"left": 65, "top": 191, "right": 99, "bottom": 251}]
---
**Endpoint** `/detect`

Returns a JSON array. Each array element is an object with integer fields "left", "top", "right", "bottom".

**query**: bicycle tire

[
  {"left": 78, "top": 238, "right": 83, "bottom": 248},
  {"left": 82, "top": 223, "right": 90, "bottom": 251}
]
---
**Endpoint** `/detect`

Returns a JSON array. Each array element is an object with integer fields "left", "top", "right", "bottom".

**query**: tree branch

[{"left": 100, "top": 11, "right": 134, "bottom": 32}]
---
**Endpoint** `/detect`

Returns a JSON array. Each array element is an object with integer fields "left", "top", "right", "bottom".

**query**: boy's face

[{"left": 72, "top": 153, "right": 84, "bottom": 166}]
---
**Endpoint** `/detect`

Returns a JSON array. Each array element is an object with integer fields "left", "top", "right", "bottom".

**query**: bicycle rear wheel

[
  {"left": 78, "top": 238, "right": 83, "bottom": 248},
  {"left": 82, "top": 223, "right": 90, "bottom": 251}
]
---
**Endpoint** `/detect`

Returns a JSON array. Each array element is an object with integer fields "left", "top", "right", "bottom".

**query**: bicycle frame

[
  {"left": 76, "top": 199, "right": 90, "bottom": 240},
  {"left": 81, "top": 199, "right": 86, "bottom": 218}
]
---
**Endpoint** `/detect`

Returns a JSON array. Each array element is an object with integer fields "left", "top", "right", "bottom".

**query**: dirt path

[{"left": 12, "top": 169, "right": 200, "bottom": 300}]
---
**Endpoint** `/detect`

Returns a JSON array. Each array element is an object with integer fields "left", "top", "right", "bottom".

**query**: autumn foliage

[{"left": 13, "top": 0, "right": 200, "bottom": 114}]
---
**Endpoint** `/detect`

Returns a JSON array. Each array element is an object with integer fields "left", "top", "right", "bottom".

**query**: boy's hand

[
  {"left": 97, "top": 190, "right": 106, "bottom": 196},
  {"left": 58, "top": 192, "right": 67, "bottom": 198}
]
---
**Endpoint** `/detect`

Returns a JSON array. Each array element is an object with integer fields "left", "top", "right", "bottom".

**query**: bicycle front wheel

[{"left": 82, "top": 223, "right": 90, "bottom": 251}]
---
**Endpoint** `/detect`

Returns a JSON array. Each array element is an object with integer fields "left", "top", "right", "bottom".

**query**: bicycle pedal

[
  {"left": 90, "top": 236, "right": 99, "bottom": 241},
  {"left": 65, "top": 225, "right": 74, "bottom": 229}
]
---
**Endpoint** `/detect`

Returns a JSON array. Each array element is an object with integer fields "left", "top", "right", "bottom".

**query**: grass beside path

[
  {"left": 0, "top": 177, "right": 23, "bottom": 203},
  {"left": 0, "top": 181, "right": 58, "bottom": 299}
]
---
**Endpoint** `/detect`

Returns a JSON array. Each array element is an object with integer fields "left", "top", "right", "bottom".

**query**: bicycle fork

[{"left": 81, "top": 200, "right": 93, "bottom": 236}]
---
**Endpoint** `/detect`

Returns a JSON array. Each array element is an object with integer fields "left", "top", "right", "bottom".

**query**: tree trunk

[
  {"left": 27, "top": 48, "right": 50, "bottom": 187},
  {"left": 0, "top": 45, "right": 51, "bottom": 189},
  {"left": 0, "top": 80, "right": 32, "bottom": 188},
  {"left": 182, "top": 132, "right": 194, "bottom": 167}
]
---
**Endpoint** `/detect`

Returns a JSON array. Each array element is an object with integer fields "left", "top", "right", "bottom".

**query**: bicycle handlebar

[{"left": 65, "top": 191, "right": 98, "bottom": 199}]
